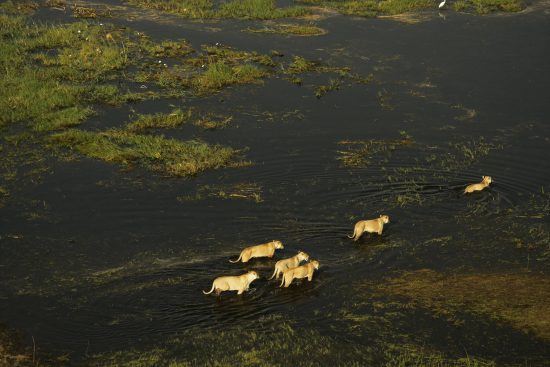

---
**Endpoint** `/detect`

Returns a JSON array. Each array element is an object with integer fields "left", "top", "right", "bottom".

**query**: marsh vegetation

[
  {"left": 1, "top": 0, "right": 549, "bottom": 366},
  {"left": 123, "top": 0, "right": 526, "bottom": 20}
]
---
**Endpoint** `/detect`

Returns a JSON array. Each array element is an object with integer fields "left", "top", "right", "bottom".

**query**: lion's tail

[
  {"left": 202, "top": 284, "right": 215, "bottom": 295},
  {"left": 347, "top": 226, "right": 358, "bottom": 240},
  {"left": 229, "top": 252, "right": 242, "bottom": 263},
  {"left": 268, "top": 268, "right": 278, "bottom": 280}
]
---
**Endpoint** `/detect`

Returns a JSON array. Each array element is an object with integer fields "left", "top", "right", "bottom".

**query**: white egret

[{"left": 438, "top": 0, "right": 447, "bottom": 8}]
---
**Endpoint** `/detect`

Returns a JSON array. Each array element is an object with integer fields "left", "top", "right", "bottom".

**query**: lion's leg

[
  {"left": 354, "top": 225, "right": 365, "bottom": 241},
  {"left": 237, "top": 289, "right": 244, "bottom": 295},
  {"left": 308, "top": 274, "right": 313, "bottom": 281},
  {"left": 242, "top": 251, "right": 251, "bottom": 263},
  {"left": 215, "top": 288, "right": 221, "bottom": 296},
  {"left": 284, "top": 277, "right": 292, "bottom": 288}
]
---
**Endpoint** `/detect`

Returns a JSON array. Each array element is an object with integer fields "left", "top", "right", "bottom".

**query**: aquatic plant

[
  {"left": 126, "top": 0, "right": 309, "bottom": 19},
  {"left": 296, "top": 0, "right": 524, "bottom": 16},
  {"left": 245, "top": 23, "right": 327, "bottom": 36},
  {"left": 192, "top": 61, "right": 268, "bottom": 93},
  {"left": 177, "top": 182, "right": 263, "bottom": 202},
  {"left": 315, "top": 78, "right": 341, "bottom": 98},
  {"left": 374, "top": 269, "right": 550, "bottom": 340},
  {"left": 217, "top": 0, "right": 308, "bottom": 19},
  {"left": 287, "top": 55, "right": 318, "bottom": 74},
  {"left": 49, "top": 129, "right": 244, "bottom": 177},
  {"left": 126, "top": 109, "right": 192, "bottom": 132},
  {"left": 193, "top": 114, "right": 233, "bottom": 130}
]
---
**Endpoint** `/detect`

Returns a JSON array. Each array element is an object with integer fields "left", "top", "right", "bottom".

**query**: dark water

[{"left": 1, "top": 1, "right": 550, "bottom": 364}]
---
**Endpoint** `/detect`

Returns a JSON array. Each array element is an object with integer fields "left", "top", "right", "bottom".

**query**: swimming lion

[
  {"left": 268, "top": 251, "right": 309, "bottom": 280},
  {"left": 229, "top": 240, "right": 284, "bottom": 263},
  {"left": 348, "top": 215, "right": 390, "bottom": 241},
  {"left": 464, "top": 176, "right": 492, "bottom": 194},
  {"left": 203, "top": 271, "right": 259, "bottom": 295},
  {"left": 280, "top": 260, "right": 320, "bottom": 288}
]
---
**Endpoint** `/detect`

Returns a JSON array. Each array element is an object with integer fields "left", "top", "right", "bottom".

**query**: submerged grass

[
  {"left": 245, "top": 23, "right": 327, "bottom": 36},
  {"left": 126, "top": 109, "right": 192, "bottom": 132},
  {"left": 375, "top": 269, "right": 550, "bottom": 340},
  {"left": 50, "top": 129, "right": 243, "bottom": 177},
  {"left": 336, "top": 129, "right": 515, "bottom": 208},
  {"left": 192, "top": 61, "right": 268, "bottom": 93},
  {"left": 84, "top": 320, "right": 493, "bottom": 366},
  {"left": 193, "top": 113, "right": 233, "bottom": 130},
  {"left": 178, "top": 182, "right": 263, "bottom": 202}
]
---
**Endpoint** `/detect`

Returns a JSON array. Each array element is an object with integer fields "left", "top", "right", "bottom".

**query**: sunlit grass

[
  {"left": 126, "top": 109, "right": 192, "bottom": 132},
  {"left": 246, "top": 23, "right": 327, "bottom": 36},
  {"left": 376, "top": 269, "right": 550, "bottom": 340},
  {"left": 126, "top": 0, "right": 309, "bottom": 19},
  {"left": 50, "top": 129, "right": 242, "bottom": 176},
  {"left": 297, "top": 0, "right": 523, "bottom": 16},
  {"left": 217, "top": 0, "right": 308, "bottom": 19},
  {"left": 193, "top": 61, "right": 268, "bottom": 93}
]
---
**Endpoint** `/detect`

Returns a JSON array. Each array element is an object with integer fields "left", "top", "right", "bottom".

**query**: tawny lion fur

[
  {"left": 268, "top": 251, "right": 309, "bottom": 280},
  {"left": 203, "top": 271, "right": 259, "bottom": 295},
  {"left": 229, "top": 240, "right": 284, "bottom": 263},
  {"left": 280, "top": 260, "right": 320, "bottom": 288},
  {"left": 464, "top": 176, "right": 492, "bottom": 194},
  {"left": 348, "top": 215, "right": 390, "bottom": 241}
]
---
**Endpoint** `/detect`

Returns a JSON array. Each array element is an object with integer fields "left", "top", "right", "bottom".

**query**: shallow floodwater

[{"left": 1, "top": 1, "right": 550, "bottom": 365}]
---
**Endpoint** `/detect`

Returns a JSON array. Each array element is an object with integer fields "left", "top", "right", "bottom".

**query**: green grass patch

[
  {"left": 455, "top": 0, "right": 524, "bottom": 13},
  {"left": 126, "top": 0, "right": 310, "bottom": 19},
  {"left": 245, "top": 23, "right": 327, "bottom": 36},
  {"left": 49, "top": 129, "right": 243, "bottom": 176},
  {"left": 193, "top": 113, "right": 233, "bottom": 130},
  {"left": 125, "top": 0, "right": 215, "bottom": 18},
  {"left": 0, "top": 0, "right": 38, "bottom": 15},
  {"left": 72, "top": 5, "right": 112, "bottom": 19},
  {"left": 192, "top": 61, "right": 268, "bottom": 93},
  {"left": 217, "top": 0, "right": 308, "bottom": 19},
  {"left": 297, "top": 0, "right": 524, "bottom": 16},
  {"left": 287, "top": 55, "right": 317, "bottom": 73},
  {"left": 126, "top": 109, "right": 192, "bottom": 132},
  {"left": 142, "top": 39, "right": 194, "bottom": 58}
]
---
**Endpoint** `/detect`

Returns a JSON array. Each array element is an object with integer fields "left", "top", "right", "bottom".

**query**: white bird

[{"left": 438, "top": 0, "right": 447, "bottom": 9}]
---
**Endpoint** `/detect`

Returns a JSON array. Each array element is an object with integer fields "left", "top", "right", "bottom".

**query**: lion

[
  {"left": 268, "top": 251, "right": 309, "bottom": 280},
  {"left": 229, "top": 240, "right": 284, "bottom": 263},
  {"left": 203, "top": 271, "right": 259, "bottom": 295},
  {"left": 348, "top": 215, "right": 390, "bottom": 241},
  {"left": 280, "top": 260, "right": 320, "bottom": 288},
  {"left": 464, "top": 176, "right": 492, "bottom": 194}
]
